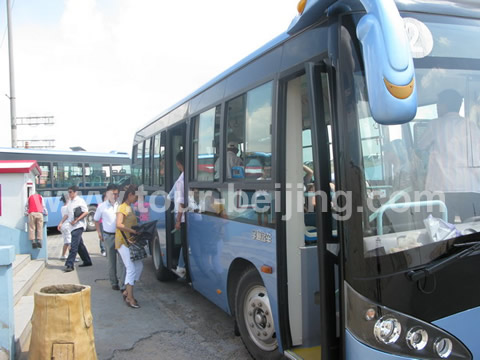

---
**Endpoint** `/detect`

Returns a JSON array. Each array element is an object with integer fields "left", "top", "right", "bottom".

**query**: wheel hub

[{"left": 244, "top": 285, "right": 276, "bottom": 351}]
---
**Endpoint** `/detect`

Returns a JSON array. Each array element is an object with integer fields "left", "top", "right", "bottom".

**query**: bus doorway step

[{"left": 284, "top": 346, "right": 321, "bottom": 360}]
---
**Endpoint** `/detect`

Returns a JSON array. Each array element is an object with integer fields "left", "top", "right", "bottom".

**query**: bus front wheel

[
  {"left": 86, "top": 205, "right": 97, "bottom": 232},
  {"left": 235, "top": 268, "right": 281, "bottom": 360},
  {"left": 152, "top": 231, "right": 175, "bottom": 282}
]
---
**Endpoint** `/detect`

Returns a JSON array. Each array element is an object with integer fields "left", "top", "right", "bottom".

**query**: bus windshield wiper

[{"left": 407, "top": 239, "right": 480, "bottom": 282}]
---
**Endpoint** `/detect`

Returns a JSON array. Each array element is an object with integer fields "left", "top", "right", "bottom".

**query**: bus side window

[
  {"left": 112, "top": 164, "right": 131, "bottom": 187},
  {"left": 144, "top": 138, "right": 151, "bottom": 186},
  {"left": 53, "top": 162, "right": 83, "bottom": 188},
  {"left": 224, "top": 95, "right": 246, "bottom": 180},
  {"left": 153, "top": 132, "right": 166, "bottom": 188},
  {"left": 132, "top": 142, "right": 144, "bottom": 185},
  {"left": 224, "top": 82, "right": 273, "bottom": 180},
  {"left": 37, "top": 162, "right": 52, "bottom": 188},
  {"left": 84, "top": 163, "right": 109, "bottom": 187},
  {"left": 219, "top": 188, "right": 275, "bottom": 227},
  {"left": 193, "top": 106, "right": 220, "bottom": 182},
  {"left": 194, "top": 189, "right": 227, "bottom": 218}
]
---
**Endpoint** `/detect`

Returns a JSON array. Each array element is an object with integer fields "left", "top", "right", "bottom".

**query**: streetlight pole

[{"left": 6, "top": 0, "right": 17, "bottom": 148}]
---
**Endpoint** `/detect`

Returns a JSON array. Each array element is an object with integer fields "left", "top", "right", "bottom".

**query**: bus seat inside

[
  {"left": 245, "top": 158, "right": 262, "bottom": 179},
  {"left": 305, "top": 226, "right": 317, "bottom": 244},
  {"left": 231, "top": 166, "right": 245, "bottom": 179}
]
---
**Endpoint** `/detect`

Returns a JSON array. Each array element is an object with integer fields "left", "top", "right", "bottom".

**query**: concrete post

[{"left": 0, "top": 246, "right": 15, "bottom": 360}]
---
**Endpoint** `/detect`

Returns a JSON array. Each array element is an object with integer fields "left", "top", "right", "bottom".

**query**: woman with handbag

[{"left": 115, "top": 184, "right": 143, "bottom": 309}]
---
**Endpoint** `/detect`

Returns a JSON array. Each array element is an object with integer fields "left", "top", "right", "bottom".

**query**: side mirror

[{"left": 357, "top": 0, "right": 417, "bottom": 124}]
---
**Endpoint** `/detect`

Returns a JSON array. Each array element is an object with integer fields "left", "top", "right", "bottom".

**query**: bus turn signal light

[
  {"left": 384, "top": 77, "right": 415, "bottom": 100},
  {"left": 297, "top": 0, "right": 307, "bottom": 15},
  {"left": 261, "top": 265, "right": 273, "bottom": 274}
]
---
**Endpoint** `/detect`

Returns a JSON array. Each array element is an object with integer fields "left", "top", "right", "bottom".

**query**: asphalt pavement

[{"left": 23, "top": 229, "right": 251, "bottom": 360}]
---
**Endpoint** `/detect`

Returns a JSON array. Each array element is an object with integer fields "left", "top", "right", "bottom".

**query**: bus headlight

[
  {"left": 406, "top": 327, "right": 428, "bottom": 350},
  {"left": 374, "top": 316, "right": 401, "bottom": 344},
  {"left": 345, "top": 283, "right": 471, "bottom": 359},
  {"left": 435, "top": 338, "right": 453, "bottom": 358}
]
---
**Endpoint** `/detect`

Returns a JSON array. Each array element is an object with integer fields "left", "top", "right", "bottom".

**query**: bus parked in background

[
  {"left": 132, "top": 1, "right": 480, "bottom": 359},
  {"left": 0, "top": 147, "right": 131, "bottom": 231}
]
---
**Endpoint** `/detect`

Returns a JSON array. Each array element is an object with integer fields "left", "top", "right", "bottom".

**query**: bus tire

[
  {"left": 86, "top": 205, "right": 97, "bottom": 232},
  {"left": 235, "top": 267, "right": 281, "bottom": 360},
  {"left": 152, "top": 231, "right": 175, "bottom": 282}
]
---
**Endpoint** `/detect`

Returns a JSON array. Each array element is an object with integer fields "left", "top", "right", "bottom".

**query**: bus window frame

[
  {"left": 135, "top": 140, "right": 145, "bottom": 185},
  {"left": 188, "top": 78, "right": 277, "bottom": 191},
  {"left": 184, "top": 78, "right": 278, "bottom": 230},
  {"left": 52, "top": 161, "right": 85, "bottom": 189},
  {"left": 146, "top": 137, "right": 154, "bottom": 186},
  {"left": 151, "top": 130, "right": 166, "bottom": 189},
  {"left": 140, "top": 140, "right": 145, "bottom": 185},
  {"left": 37, "top": 161, "right": 53, "bottom": 189},
  {"left": 190, "top": 105, "right": 222, "bottom": 183}
]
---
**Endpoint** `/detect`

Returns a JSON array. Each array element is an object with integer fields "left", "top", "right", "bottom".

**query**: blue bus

[
  {"left": 0, "top": 147, "right": 131, "bottom": 231},
  {"left": 132, "top": 1, "right": 480, "bottom": 359}
]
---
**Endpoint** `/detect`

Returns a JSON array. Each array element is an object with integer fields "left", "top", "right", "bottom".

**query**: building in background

[{"left": 16, "top": 116, "right": 55, "bottom": 149}]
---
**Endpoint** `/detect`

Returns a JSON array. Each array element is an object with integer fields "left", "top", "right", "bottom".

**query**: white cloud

[{"left": 0, "top": 0, "right": 297, "bottom": 154}]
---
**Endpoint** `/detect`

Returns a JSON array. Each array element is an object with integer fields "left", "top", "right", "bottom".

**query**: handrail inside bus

[{"left": 376, "top": 200, "right": 448, "bottom": 235}]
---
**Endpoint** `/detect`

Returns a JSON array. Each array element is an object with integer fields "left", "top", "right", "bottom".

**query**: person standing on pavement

[
  {"left": 116, "top": 184, "right": 142, "bottom": 308},
  {"left": 94, "top": 184, "right": 126, "bottom": 291},
  {"left": 57, "top": 194, "right": 71, "bottom": 260},
  {"left": 25, "top": 190, "right": 48, "bottom": 248},
  {"left": 60, "top": 185, "right": 93, "bottom": 272},
  {"left": 98, "top": 192, "right": 107, "bottom": 257}
]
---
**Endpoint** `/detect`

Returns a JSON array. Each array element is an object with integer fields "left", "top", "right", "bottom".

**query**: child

[{"left": 57, "top": 194, "right": 71, "bottom": 260}]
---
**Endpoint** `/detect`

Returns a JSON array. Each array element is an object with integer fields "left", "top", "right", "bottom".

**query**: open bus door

[
  {"left": 165, "top": 123, "right": 186, "bottom": 275},
  {"left": 281, "top": 63, "right": 339, "bottom": 359},
  {"left": 307, "top": 62, "right": 340, "bottom": 360}
]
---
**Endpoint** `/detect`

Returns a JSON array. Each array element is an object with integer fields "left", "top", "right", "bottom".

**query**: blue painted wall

[
  {"left": 0, "top": 246, "right": 16, "bottom": 360},
  {"left": 0, "top": 223, "right": 47, "bottom": 260}
]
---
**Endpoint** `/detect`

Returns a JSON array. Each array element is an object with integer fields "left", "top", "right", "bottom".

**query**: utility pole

[{"left": 6, "top": 0, "right": 17, "bottom": 148}]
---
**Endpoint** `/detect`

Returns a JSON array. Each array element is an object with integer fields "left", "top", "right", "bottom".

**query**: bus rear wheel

[
  {"left": 235, "top": 268, "right": 281, "bottom": 360},
  {"left": 152, "top": 231, "right": 175, "bottom": 281},
  {"left": 86, "top": 205, "right": 97, "bottom": 232}
]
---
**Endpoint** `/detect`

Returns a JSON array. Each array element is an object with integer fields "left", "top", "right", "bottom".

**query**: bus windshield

[{"left": 350, "top": 14, "right": 480, "bottom": 273}]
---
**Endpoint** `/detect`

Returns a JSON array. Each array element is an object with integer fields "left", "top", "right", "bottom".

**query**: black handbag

[
  {"left": 73, "top": 206, "right": 83, "bottom": 220},
  {"left": 120, "top": 231, "right": 147, "bottom": 261},
  {"left": 131, "top": 220, "right": 157, "bottom": 247}
]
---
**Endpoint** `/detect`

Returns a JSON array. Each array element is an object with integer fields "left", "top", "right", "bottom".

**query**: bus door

[
  {"left": 282, "top": 64, "right": 338, "bottom": 359},
  {"left": 305, "top": 62, "right": 339, "bottom": 359},
  {"left": 165, "top": 123, "right": 186, "bottom": 272}
]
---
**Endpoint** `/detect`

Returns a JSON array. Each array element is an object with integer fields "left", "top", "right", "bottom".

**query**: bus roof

[
  {"left": 0, "top": 147, "right": 130, "bottom": 161},
  {"left": 135, "top": 0, "right": 480, "bottom": 138},
  {"left": 136, "top": 31, "right": 290, "bottom": 135}
]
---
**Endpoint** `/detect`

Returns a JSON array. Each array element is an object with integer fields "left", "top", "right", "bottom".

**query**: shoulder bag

[{"left": 120, "top": 230, "right": 147, "bottom": 261}]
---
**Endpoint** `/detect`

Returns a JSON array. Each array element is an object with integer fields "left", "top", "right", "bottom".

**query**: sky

[{"left": 0, "top": 0, "right": 298, "bottom": 155}]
